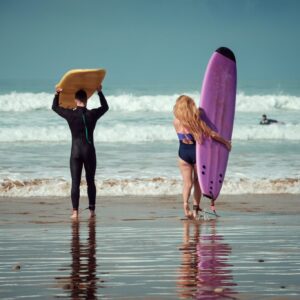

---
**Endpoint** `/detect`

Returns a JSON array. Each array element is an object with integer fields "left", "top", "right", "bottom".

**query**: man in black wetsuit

[
  {"left": 52, "top": 86, "right": 109, "bottom": 219},
  {"left": 259, "top": 114, "right": 278, "bottom": 125}
]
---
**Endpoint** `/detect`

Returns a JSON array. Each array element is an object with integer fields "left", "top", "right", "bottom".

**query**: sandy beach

[
  {"left": 1, "top": 194, "right": 300, "bottom": 224},
  {"left": 1, "top": 194, "right": 300, "bottom": 299},
  {"left": 0, "top": 194, "right": 299, "bottom": 226}
]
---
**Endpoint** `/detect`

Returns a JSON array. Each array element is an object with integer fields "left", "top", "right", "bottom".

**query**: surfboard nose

[{"left": 216, "top": 47, "right": 236, "bottom": 62}]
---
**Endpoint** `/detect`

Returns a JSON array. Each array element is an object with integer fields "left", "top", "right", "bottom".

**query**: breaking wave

[
  {"left": 1, "top": 177, "right": 299, "bottom": 197},
  {"left": 1, "top": 91, "right": 300, "bottom": 112},
  {"left": 1, "top": 123, "right": 300, "bottom": 142}
]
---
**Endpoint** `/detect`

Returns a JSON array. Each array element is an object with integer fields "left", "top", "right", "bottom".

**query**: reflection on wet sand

[
  {"left": 56, "top": 219, "right": 99, "bottom": 299},
  {"left": 177, "top": 221, "right": 237, "bottom": 299}
]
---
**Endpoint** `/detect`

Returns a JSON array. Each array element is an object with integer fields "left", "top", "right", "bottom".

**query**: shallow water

[
  {"left": 0, "top": 212, "right": 300, "bottom": 299},
  {"left": 1, "top": 90, "right": 300, "bottom": 196}
]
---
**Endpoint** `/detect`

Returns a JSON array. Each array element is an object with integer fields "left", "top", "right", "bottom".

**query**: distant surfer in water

[
  {"left": 173, "top": 95, "right": 231, "bottom": 219},
  {"left": 259, "top": 114, "right": 279, "bottom": 125},
  {"left": 52, "top": 85, "right": 109, "bottom": 219}
]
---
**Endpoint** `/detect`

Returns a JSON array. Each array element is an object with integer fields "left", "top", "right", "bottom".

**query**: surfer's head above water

[
  {"left": 75, "top": 89, "right": 87, "bottom": 106},
  {"left": 173, "top": 95, "right": 211, "bottom": 143}
]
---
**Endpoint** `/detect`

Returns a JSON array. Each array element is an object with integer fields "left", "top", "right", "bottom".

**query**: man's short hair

[{"left": 75, "top": 89, "right": 87, "bottom": 104}]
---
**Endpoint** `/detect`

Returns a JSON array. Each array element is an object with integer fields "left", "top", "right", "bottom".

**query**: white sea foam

[
  {"left": 102, "top": 93, "right": 182, "bottom": 112},
  {"left": 1, "top": 177, "right": 299, "bottom": 197},
  {"left": 0, "top": 124, "right": 174, "bottom": 142},
  {"left": 0, "top": 92, "right": 183, "bottom": 112},
  {"left": 1, "top": 122, "right": 300, "bottom": 142},
  {"left": 236, "top": 92, "right": 300, "bottom": 112},
  {"left": 1, "top": 91, "right": 300, "bottom": 112},
  {"left": 0, "top": 92, "right": 51, "bottom": 112},
  {"left": 0, "top": 126, "right": 70, "bottom": 142},
  {"left": 232, "top": 123, "right": 300, "bottom": 141}
]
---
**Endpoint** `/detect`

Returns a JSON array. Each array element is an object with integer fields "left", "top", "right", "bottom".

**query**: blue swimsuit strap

[{"left": 177, "top": 133, "right": 195, "bottom": 141}]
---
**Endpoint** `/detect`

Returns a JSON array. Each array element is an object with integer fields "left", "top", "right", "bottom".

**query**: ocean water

[{"left": 0, "top": 82, "right": 300, "bottom": 196}]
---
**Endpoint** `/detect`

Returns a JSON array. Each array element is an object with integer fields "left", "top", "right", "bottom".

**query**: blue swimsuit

[{"left": 177, "top": 133, "right": 196, "bottom": 165}]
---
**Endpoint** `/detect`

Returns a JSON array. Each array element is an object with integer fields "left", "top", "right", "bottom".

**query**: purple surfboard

[{"left": 196, "top": 47, "right": 237, "bottom": 201}]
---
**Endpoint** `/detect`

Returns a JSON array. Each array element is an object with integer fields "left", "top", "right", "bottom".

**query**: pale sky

[{"left": 1, "top": 0, "right": 300, "bottom": 90}]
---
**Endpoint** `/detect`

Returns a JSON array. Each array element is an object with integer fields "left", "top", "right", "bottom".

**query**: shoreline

[
  {"left": 1, "top": 194, "right": 299, "bottom": 226},
  {"left": 1, "top": 176, "right": 300, "bottom": 196}
]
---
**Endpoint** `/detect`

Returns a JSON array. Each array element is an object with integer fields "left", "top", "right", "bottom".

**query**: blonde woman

[{"left": 173, "top": 95, "right": 231, "bottom": 219}]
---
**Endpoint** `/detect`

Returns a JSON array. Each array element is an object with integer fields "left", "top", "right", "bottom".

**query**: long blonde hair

[{"left": 173, "top": 95, "right": 211, "bottom": 143}]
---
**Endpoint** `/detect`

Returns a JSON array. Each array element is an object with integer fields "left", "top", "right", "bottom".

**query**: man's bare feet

[
  {"left": 89, "top": 210, "right": 96, "bottom": 218},
  {"left": 71, "top": 210, "right": 79, "bottom": 219}
]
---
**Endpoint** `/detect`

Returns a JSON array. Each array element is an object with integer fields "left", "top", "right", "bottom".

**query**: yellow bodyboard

[{"left": 55, "top": 69, "right": 106, "bottom": 108}]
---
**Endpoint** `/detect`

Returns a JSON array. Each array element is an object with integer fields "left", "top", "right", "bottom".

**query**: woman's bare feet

[
  {"left": 193, "top": 204, "right": 201, "bottom": 219},
  {"left": 89, "top": 210, "right": 96, "bottom": 218},
  {"left": 183, "top": 202, "right": 193, "bottom": 219},
  {"left": 71, "top": 210, "right": 79, "bottom": 220}
]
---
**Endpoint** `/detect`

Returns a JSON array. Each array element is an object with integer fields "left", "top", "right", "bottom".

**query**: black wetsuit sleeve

[
  {"left": 269, "top": 119, "right": 278, "bottom": 124},
  {"left": 91, "top": 91, "right": 109, "bottom": 119},
  {"left": 52, "top": 93, "right": 72, "bottom": 120}
]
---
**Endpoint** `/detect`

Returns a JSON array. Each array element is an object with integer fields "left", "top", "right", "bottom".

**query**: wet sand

[{"left": 0, "top": 194, "right": 300, "bottom": 299}]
